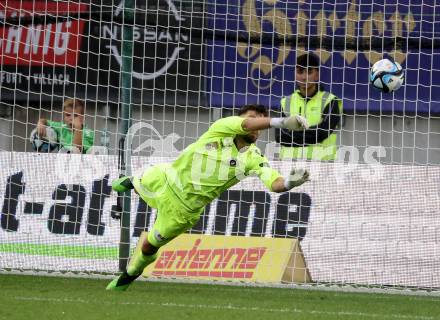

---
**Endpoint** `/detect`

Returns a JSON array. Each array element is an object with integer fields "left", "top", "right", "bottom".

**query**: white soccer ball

[
  {"left": 370, "top": 58, "right": 404, "bottom": 93},
  {"left": 59, "top": 146, "right": 81, "bottom": 154},
  {"left": 30, "top": 127, "right": 58, "bottom": 152}
]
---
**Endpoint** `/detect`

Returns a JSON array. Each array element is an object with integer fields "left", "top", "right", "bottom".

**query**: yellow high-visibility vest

[{"left": 280, "top": 90, "right": 342, "bottom": 161}]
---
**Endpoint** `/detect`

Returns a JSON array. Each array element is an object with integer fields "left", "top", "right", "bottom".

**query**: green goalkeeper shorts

[{"left": 132, "top": 164, "right": 203, "bottom": 248}]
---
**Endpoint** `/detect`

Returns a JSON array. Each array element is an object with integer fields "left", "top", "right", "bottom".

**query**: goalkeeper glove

[
  {"left": 270, "top": 115, "right": 309, "bottom": 131},
  {"left": 283, "top": 168, "right": 310, "bottom": 190}
]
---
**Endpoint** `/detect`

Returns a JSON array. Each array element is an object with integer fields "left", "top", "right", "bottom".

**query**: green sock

[{"left": 126, "top": 251, "right": 157, "bottom": 276}]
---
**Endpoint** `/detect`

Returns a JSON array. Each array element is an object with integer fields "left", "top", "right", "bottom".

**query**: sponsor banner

[
  {"left": 0, "top": 152, "right": 309, "bottom": 273},
  {"left": 206, "top": 0, "right": 440, "bottom": 115},
  {"left": 138, "top": 232, "right": 307, "bottom": 283},
  {"left": 90, "top": 0, "right": 204, "bottom": 105},
  {"left": 0, "top": 1, "right": 88, "bottom": 101},
  {"left": 0, "top": 153, "right": 310, "bottom": 239},
  {"left": 0, "top": 1, "right": 88, "bottom": 66},
  {"left": 0, "top": 0, "right": 203, "bottom": 104},
  {"left": 0, "top": 151, "right": 439, "bottom": 289}
]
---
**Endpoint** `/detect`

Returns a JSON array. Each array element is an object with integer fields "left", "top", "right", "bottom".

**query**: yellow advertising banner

[{"left": 138, "top": 232, "right": 310, "bottom": 283}]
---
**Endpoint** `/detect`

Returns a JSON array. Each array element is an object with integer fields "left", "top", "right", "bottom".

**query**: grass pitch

[{"left": 1, "top": 274, "right": 440, "bottom": 320}]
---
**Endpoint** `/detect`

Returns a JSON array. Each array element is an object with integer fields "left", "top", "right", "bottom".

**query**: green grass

[
  {"left": 1, "top": 274, "right": 440, "bottom": 320},
  {"left": 0, "top": 243, "right": 118, "bottom": 259}
]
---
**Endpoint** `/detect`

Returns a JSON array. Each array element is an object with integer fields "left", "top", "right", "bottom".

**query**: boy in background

[{"left": 36, "top": 98, "right": 94, "bottom": 153}]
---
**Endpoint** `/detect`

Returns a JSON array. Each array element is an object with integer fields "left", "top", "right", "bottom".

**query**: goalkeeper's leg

[
  {"left": 105, "top": 217, "right": 189, "bottom": 291},
  {"left": 106, "top": 237, "right": 159, "bottom": 291},
  {"left": 106, "top": 189, "right": 201, "bottom": 290},
  {"left": 107, "top": 175, "right": 157, "bottom": 291}
]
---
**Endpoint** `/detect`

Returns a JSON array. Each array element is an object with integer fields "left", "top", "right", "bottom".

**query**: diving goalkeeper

[{"left": 107, "top": 104, "right": 310, "bottom": 291}]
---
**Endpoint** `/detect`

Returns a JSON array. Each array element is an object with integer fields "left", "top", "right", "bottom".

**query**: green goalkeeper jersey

[{"left": 165, "top": 116, "right": 282, "bottom": 211}]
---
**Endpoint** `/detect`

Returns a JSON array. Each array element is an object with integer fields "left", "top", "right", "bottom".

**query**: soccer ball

[
  {"left": 59, "top": 145, "right": 81, "bottom": 154},
  {"left": 30, "top": 127, "right": 58, "bottom": 152},
  {"left": 370, "top": 58, "right": 404, "bottom": 93}
]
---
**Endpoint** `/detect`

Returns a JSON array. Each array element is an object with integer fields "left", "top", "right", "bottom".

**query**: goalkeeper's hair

[{"left": 238, "top": 104, "right": 269, "bottom": 117}]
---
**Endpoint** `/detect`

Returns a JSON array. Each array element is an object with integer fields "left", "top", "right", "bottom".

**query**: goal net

[{"left": 0, "top": 0, "right": 439, "bottom": 291}]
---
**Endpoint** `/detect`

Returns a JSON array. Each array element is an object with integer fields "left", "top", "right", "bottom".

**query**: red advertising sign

[{"left": 0, "top": 0, "right": 204, "bottom": 104}]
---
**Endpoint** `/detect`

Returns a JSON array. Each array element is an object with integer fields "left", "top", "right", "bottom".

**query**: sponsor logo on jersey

[{"left": 205, "top": 142, "right": 219, "bottom": 151}]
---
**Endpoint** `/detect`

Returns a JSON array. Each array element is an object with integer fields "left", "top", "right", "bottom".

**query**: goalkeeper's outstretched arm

[
  {"left": 270, "top": 169, "right": 310, "bottom": 193},
  {"left": 242, "top": 115, "right": 309, "bottom": 131},
  {"left": 251, "top": 153, "right": 310, "bottom": 193}
]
